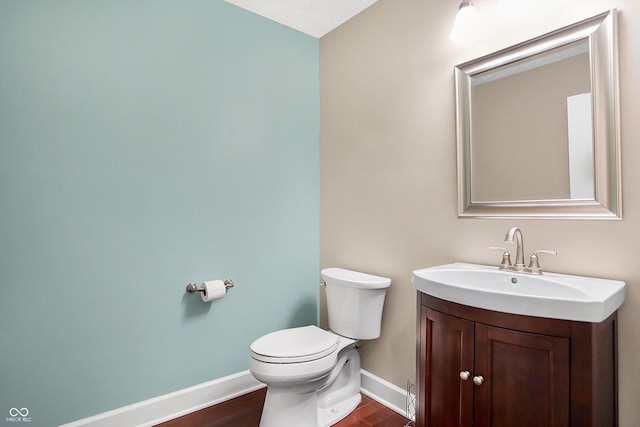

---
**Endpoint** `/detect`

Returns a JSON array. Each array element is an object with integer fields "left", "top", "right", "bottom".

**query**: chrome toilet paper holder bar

[{"left": 186, "top": 279, "right": 234, "bottom": 294}]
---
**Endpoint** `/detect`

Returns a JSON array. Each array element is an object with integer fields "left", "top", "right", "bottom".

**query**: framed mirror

[{"left": 455, "top": 9, "right": 620, "bottom": 219}]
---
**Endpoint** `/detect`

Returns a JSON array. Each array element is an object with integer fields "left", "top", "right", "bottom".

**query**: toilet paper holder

[{"left": 186, "top": 279, "right": 234, "bottom": 294}]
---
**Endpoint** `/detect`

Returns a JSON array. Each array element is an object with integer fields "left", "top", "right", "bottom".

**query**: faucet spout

[{"left": 504, "top": 227, "right": 525, "bottom": 269}]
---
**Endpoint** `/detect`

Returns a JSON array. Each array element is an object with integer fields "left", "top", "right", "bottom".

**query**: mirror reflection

[
  {"left": 471, "top": 40, "right": 592, "bottom": 202},
  {"left": 455, "top": 9, "right": 621, "bottom": 219}
]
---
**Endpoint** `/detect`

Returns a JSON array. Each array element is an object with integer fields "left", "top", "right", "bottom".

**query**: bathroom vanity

[
  {"left": 416, "top": 292, "right": 618, "bottom": 427},
  {"left": 412, "top": 262, "right": 625, "bottom": 427}
]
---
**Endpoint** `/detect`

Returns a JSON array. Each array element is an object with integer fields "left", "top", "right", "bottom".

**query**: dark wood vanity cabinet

[{"left": 416, "top": 293, "right": 618, "bottom": 427}]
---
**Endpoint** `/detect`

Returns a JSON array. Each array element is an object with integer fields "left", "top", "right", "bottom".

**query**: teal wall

[{"left": 0, "top": 1, "right": 319, "bottom": 425}]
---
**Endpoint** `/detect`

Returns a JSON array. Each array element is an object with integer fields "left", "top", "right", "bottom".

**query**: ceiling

[{"left": 224, "top": 0, "right": 379, "bottom": 38}]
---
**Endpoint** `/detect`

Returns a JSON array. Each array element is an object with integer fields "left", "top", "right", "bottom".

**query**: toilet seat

[{"left": 251, "top": 326, "right": 339, "bottom": 364}]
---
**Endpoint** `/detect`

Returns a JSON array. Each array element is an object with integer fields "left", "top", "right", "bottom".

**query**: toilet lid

[{"left": 250, "top": 326, "right": 339, "bottom": 364}]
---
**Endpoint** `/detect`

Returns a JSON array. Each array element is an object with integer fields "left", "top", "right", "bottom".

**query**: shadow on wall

[
  {"left": 180, "top": 292, "right": 317, "bottom": 327},
  {"left": 181, "top": 291, "right": 213, "bottom": 320},
  {"left": 287, "top": 297, "right": 318, "bottom": 328}
]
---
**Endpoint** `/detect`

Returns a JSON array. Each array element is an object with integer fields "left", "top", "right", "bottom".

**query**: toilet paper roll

[{"left": 201, "top": 280, "right": 226, "bottom": 302}]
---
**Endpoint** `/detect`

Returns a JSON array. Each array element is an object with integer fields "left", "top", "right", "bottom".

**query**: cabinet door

[
  {"left": 473, "top": 323, "right": 570, "bottom": 427},
  {"left": 420, "top": 307, "right": 474, "bottom": 427}
]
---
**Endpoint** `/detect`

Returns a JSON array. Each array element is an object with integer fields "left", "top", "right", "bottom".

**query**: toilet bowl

[{"left": 249, "top": 268, "right": 391, "bottom": 427}]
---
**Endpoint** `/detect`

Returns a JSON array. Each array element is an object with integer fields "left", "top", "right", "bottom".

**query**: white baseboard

[
  {"left": 61, "top": 369, "right": 413, "bottom": 427},
  {"left": 360, "top": 369, "right": 414, "bottom": 420},
  {"left": 59, "top": 370, "right": 265, "bottom": 427}
]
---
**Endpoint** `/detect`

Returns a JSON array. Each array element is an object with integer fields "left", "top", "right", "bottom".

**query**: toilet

[{"left": 249, "top": 268, "right": 391, "bottom": 427}]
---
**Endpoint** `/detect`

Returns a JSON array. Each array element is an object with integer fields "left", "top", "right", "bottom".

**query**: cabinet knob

[
  {"left": 459, "top": 371, "right": 470, "bottom": 381},
  {"left": 473, "top": 375, "right": 484, "bottom": 386}
]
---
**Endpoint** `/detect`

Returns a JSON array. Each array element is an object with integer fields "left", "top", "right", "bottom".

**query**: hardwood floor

[
  {"left": 156, "top": 388, "right": 411, "bottom": 427},
  {"left": 333, "top": 394, "right": 412, "bottom": 427}
]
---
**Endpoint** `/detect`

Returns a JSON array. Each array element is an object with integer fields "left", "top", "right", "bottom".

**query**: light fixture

[{"left": 449, "top": 0, "right": 478, "bottom": 42}]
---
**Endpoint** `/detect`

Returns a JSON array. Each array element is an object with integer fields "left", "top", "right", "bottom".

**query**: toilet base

[
  {"left": 256, "top": 343, "right": 361, "bottom": 427},
  {"left": 258, "top": 388, "right": 361, "bottom": 427},
  {"left": 317, "top": 347, "right": 361, "bottom": 426},
  {"left": 317, "top": 393, "right": 361, "bottom": 427},
  {"left": 259, "top": 386, "right": 322, "bottom": 427}
]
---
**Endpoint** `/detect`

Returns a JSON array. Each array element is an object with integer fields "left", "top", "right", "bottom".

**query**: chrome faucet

[
  {"left": 505, "top": 227, "right": 525, "bottom": 270},
  {"left": 489, "top": 227, "right": 557, "bottom": 275}
]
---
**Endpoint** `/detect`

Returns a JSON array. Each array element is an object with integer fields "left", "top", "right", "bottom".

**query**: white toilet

[{"left": 249, "top": 268, "right": 391, "bottom": 427}]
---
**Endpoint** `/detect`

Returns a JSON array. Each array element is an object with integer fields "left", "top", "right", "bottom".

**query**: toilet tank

[{"left": 321, "top": 268, "right": 391, "bottom": 340}]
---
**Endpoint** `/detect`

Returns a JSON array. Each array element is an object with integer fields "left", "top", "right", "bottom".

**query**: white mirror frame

[{"left": 455, "top": 9, "right": 621, "bottom": 219}]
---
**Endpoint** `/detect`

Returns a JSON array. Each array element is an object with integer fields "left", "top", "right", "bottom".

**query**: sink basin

[{"left": 412, "top": 263, "right": 626, "bottom": 322}]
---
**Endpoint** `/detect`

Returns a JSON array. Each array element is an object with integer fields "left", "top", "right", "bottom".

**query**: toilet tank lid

[{"left": 321, "top": 268, "right": 391, "bottom": 289}]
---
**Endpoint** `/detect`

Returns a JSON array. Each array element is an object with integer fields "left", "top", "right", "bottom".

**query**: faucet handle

[
  {"left": 488, "top": 246, "right": 512, "bottom": 269},
  {"left": 527, "top": 250, "right": 557, "bottom": 274}
]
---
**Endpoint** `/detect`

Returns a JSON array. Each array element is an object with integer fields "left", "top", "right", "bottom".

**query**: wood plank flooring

[{"left": 156, "top": 388, "right": 412, "bottom": 427}]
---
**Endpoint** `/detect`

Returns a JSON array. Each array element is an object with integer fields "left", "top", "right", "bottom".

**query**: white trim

[
  {"left": 60, "top": 370, "right": 265, "bottom": 427},
  {"left": 60, "top": 368, "right": 414, "bottom": 427},
  {"left": 360, "top": 369, "right": 414, "bottom": 420}
]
